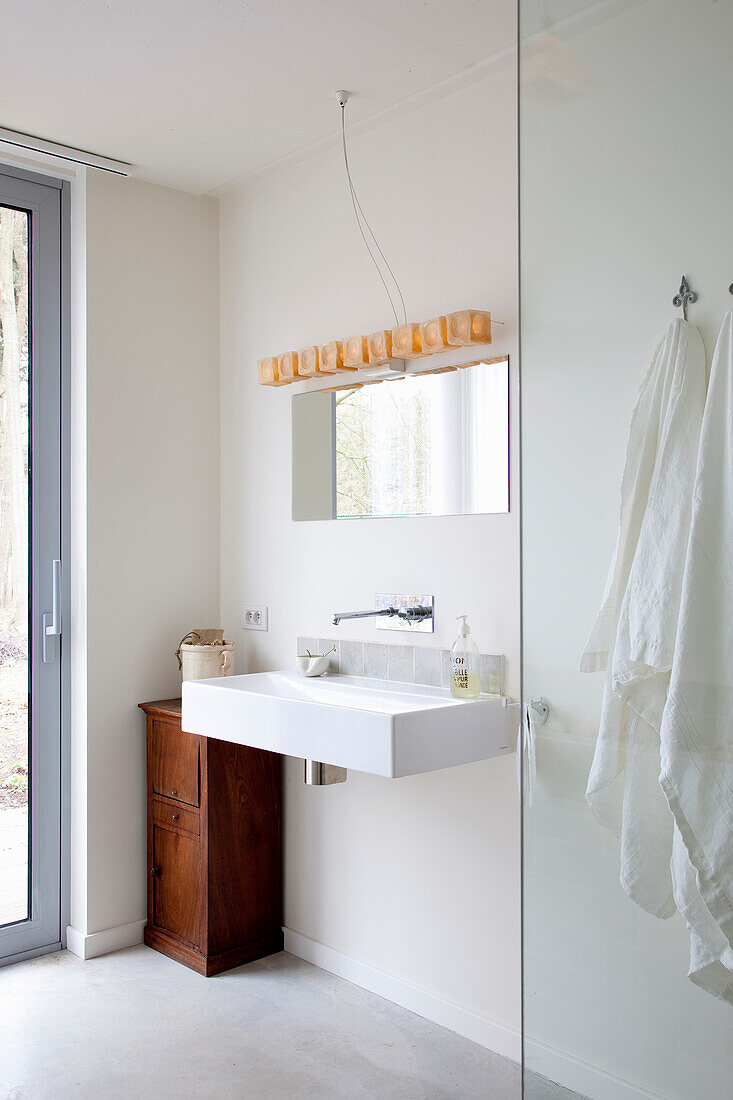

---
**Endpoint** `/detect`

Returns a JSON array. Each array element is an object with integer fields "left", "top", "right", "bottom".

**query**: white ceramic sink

[{"left": 182, "top": 672, "right": 518, "bottom": 778}]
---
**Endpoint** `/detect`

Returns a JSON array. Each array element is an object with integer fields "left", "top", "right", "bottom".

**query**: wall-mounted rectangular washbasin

[{"left": 182, "top": 672, "right": 518, "bottom": 778}]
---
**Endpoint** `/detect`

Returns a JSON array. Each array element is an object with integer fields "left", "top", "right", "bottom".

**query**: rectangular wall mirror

[{"left": 292, "top": 357, "right": 509, "bottom": 521}]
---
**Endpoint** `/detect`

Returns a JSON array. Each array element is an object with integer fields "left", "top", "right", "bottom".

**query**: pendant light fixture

[{"left": 257, "top": 91, "right": 494, "bottom": 387}]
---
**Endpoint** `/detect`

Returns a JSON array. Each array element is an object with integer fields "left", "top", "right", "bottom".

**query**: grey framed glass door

[{"left": 0, "top": 166, "right": 64, "bottom": 964}]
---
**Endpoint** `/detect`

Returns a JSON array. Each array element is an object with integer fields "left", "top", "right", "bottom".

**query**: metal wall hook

[
  {"left": 673, "top": 275, "right": 697, "bottom": 321},
  {"left": 528, "top": 697, "right": 549, "bottom": 725}
]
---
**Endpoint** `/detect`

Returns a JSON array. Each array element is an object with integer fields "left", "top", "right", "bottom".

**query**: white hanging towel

[
  {"left": 582, "top": 319, "right": 706, "bottom": 918},
  {"left": 660, "top": 312, "right": 733, "bottom": 1003}
]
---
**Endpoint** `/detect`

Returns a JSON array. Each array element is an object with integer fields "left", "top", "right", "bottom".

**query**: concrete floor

[{"left": 0, "top": 946, "right": 580, "bottom": 1099}]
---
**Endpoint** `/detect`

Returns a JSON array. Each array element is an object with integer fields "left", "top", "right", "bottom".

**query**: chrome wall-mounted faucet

[
  {"left": 333, "top": 606, "right": 398, "bottom": 626},
  {"left": 333, "top": 594, "right": 434, "bottom": 633}
]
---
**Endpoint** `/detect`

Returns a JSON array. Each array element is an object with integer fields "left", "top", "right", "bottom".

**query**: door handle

[{"left": 42, "top": 559, "right": 62, "bottom": 664}]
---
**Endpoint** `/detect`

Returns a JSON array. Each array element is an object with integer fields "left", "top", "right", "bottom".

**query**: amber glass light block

[
  {"left": 258, "top": 356, "right": 289, "bottom": 386},
  {"left": 343, "top": 335, "right": 369, "bottom": 368},
  {"left": 446, "top": 310, "right": 492, "bottom": 347},
  {"left": 368, "top": 330, "right": 393, "bottom": 364},
  {"left": 391, "top": 323, "right": 423, "bottom": 359},
  {"left": 320, "top": 340, "right": 350, "bottom": 373},
  {"left": 278, "top": 351, "right": 301, "bottom": 382},
  {"left": 298, "top": 346, "right": 321, "bottom": 377},
  {"left": 421, "top": 365, "right": 458, "bottom": 376},
  {"left": 420, "top": 316, "right": 449, "bottom": 354}
]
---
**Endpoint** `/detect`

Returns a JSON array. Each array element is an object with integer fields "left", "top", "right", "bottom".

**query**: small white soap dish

[
  {"left": 297, "top": 644, "right": 337, "bottom": 676},
  {"left": 297, "top": 655, "right": 329, "bottom": 677}
]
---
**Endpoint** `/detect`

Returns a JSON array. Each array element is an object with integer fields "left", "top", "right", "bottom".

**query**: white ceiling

[{"left": 0, "top": 0, "right": 515, "bottom": 194}]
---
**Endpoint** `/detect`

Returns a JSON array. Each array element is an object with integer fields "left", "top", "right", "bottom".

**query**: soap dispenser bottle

[{"left": 450, "top": 615, "right": 481, "bottom": 699}]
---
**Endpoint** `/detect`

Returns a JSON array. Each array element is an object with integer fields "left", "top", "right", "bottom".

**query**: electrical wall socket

[{"left": 242, "top": 605, "right": 268, "bottom": 631}]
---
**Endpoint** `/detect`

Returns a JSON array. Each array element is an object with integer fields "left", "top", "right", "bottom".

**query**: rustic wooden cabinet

[{"left": 139, "top": 699, "right": 282, "bottom": 976}]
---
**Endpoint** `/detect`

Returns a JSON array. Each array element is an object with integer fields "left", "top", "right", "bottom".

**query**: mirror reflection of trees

[
  {"left": 293, "top": 359, "right": 510, "bottom": 521},
  {"left": 335, "top": 383, "right": 431, "bottom": 518}
]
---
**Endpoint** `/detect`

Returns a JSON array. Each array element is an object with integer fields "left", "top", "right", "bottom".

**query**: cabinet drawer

[
  {"left": 150, "top": 719, "right": 200, "bottom": 807},
  {"left": 153, "top": 797, "right": 200, "bottom": 836}
]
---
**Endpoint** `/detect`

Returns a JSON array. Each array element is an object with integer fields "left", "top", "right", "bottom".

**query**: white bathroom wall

[
  {"left": 219, "top": 67, "right": 521, "bottom": 1045},
  {"left": 69, "top": 172, "right": 220, "bottom": 951},
  {"left": 521, "top": 2, "right": 733, "bottom": 1097}
]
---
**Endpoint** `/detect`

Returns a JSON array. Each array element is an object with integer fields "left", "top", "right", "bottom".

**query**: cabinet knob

[
  {"left": 149, "top": 866, "right": 160, "bottom": 877},
  {"left": 171, "top": 813, "right": 179, "bottom": 822},
  {"left": 170, "top": 789, "right": 177, "bottom": 796}
]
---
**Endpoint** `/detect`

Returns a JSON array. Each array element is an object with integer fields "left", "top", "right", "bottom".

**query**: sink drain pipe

[{"left": 304, "top": 761, "right": 347, "bottom": 785}]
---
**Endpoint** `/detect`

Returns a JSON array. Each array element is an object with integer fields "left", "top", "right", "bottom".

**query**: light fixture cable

[{"left": 339, "top": 95, "right": 407, "bottom": 326}]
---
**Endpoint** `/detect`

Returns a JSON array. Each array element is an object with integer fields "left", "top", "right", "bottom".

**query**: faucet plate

[{"left": 376, "top": 593, "right": 434, "bottom": 633}]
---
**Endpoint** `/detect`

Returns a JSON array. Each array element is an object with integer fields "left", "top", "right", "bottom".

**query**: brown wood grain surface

[
  {"left": 205, "top": 738, "right": 282, "bottom": 956},
  {"left": 152, "top": 796, "right": 200, "bottom": 837},
  {"left": 140, "top": 698, "right": 283, "bottom": 976},
  {"left": 152, "top": 825, "right": 203, "bottom": 947},
  {"left": 150, "top": 719, "right": 200, "bottom": 807}
]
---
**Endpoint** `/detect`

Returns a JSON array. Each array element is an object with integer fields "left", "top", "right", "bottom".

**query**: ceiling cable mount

[{"left": 336, "top": 90, "right": 407, "bottom": 326}]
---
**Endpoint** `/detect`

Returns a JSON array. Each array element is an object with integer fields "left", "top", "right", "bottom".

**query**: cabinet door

[
  {"left": 150, "top": 720, "right": 200, "bottom": 806},
  {"left": 152, "top": 825, "right": 202, "bottom": 948}
]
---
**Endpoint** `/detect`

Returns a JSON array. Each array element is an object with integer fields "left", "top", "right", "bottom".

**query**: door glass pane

[
  {"left": 0, "top": 206, "right": 29, "bottom": 926},
  {"left": 520, "top": 2, "right": 733, "bottom": 1098}
]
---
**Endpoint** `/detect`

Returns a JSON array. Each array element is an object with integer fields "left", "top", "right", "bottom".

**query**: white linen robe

[
  {"left": 660, "top": 312, "right": 733, "bottom": 1003},
  {"left": 582, "top": 319, "right": 706, "bottom": 918}
]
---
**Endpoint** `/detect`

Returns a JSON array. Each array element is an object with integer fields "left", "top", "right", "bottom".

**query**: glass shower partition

[{"left": 519, "top": 2, "right": 733, "bottom": 1097}]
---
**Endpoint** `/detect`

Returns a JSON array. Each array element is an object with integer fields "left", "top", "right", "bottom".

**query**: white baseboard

[
  {"left": 66, "top": 918, "right": 146, "bottom": 961},
  {"left": 283, "top": 927, "right": 521, "bottom": 1063},
  {"left": 525, "top": 1037, "right": 664, "bottom": 1100}
]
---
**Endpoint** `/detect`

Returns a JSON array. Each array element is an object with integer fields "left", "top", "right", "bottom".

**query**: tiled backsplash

[{"left": 297, "top": 637, "right": 505, "bottom": 696}]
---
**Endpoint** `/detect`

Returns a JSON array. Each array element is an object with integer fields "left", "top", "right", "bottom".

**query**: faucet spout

[{"left": 332, "top": 607, "right": 396, "bottom": 626}]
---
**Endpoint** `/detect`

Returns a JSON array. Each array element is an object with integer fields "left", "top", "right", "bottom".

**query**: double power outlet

[{"left": 242, "top": 605, "right": 268, "bottom": 631}]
